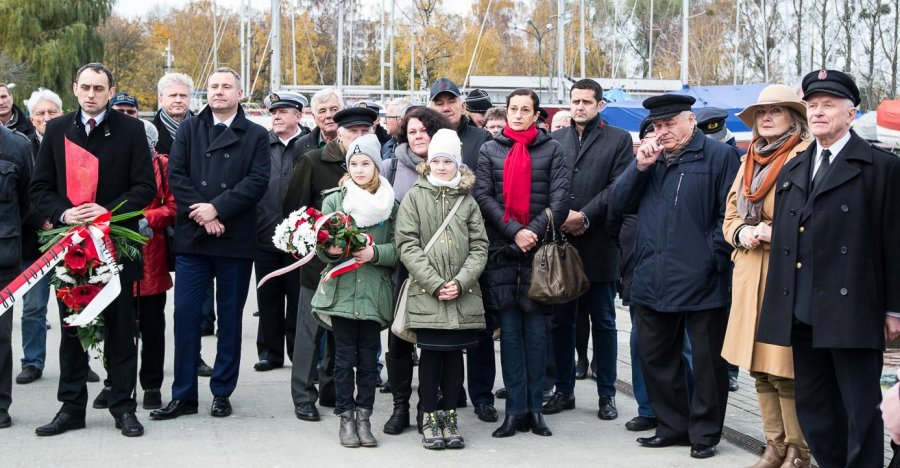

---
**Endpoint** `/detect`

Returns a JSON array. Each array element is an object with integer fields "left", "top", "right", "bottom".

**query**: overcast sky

[{"left": 114, "top": 0, "right": 473, "bottom": 19}]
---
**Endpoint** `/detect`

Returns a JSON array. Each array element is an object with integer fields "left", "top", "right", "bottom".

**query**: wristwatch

[{"left": 580, "top": 211, "right": 589, "bottom": 229}]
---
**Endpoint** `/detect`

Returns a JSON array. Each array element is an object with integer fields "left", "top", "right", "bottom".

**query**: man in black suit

[
  {"left": 757, "top": 70, "right": 900, "bottom": 468},
  {"left": 30, "top": 63, "right": 156, "bottom": 437},
  {"left": 151, "top": 67, "right": 269, "bottom": 421},
  {"left": 546, "top": 79, "right": 632, "bottom": 421}
]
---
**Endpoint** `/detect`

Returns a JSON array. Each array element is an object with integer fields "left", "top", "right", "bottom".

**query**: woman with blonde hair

[{"left": 721, "top": 84, "right": 812, "bottom": 468}]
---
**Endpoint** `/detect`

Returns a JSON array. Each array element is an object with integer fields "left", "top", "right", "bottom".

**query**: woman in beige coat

[{"left": 721, "top": 85, "right": 812, "bottom": 468}]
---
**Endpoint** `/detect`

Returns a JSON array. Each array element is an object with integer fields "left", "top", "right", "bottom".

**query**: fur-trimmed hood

[{"left": 414, "top": 161, "right": 476, "bottom": 193}]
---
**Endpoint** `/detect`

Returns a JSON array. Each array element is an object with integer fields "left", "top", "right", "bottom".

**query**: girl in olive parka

[
  {"left": 312, "top": 134, "right": 398, "bottom": 449},
  {"left": 394, "top": 129, "right": 488, "bottom": 450}
]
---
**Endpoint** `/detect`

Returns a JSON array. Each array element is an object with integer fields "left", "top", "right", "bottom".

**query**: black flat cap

[
  {"left": 333, "top": 107, "right": 378, "bottom": 128},
  {"left": 265, "top": 91, "right": 308, "bottom": 111},
  {"left": 801, "top": 69, "right": 861, "bottom": 106},
  {"left": 465, "top": 89, "right": 492, "bottom": 114},
  {"left": 694, "top": 107, "right": 730, "bottom": 139},
  {"left": 430, "top": 77, "right": 461, "bottom": 101},
  {"left": 638, "top": 117, "right": 654, "bottom": 140},
  {"left": 643, "top": 94, "right": 696, "bottom": 121}
]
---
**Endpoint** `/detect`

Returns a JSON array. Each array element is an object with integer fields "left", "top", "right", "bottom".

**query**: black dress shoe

[
  {"left": 0, "top": 409, "right": 10, "bottom": 428},
  {"left": 729, "top": 376, "right": 740, "bottom": 392},
  {"left": 379, "top": 380, "right": 392, "bottom": 394},
  {"left": 575, "top": 359, "right": 588, "bottom": 380},
  {"left": 86, "top": 368, "right": 100, "bottom": 383},
  {"left": 210, "top": 396, "right": 232, "bottom": 417},
  {"left": 294, "top": 402, "right": 320, "bottom": 421},
  {"left": 691, "top": 444, "right": 718, "bottom": 459},
  {"left": 530, "top": 413, "right": 552, "bottom": 436},
  {"left": 542, "top": 392, "right": 575, "bottom": 414},
  {"left": 149, "top": 400, "right": 199, "bottom": 420},
  {"left": 143, "top": 389, "right": 163, "bottom": 410},
  {"left": 597, "top": 396, "right": 618, "bottom": 420},
  {"left": 491, "top": 414, "right": 528, "bottom": 438},
  {"left": 253, "top": 360, "right": 282, "bottom": 372},
  {"left": 541, "top": 389, "right": 554, "bottom": 403},
  {"left": 15, "top": 366, "right": 42, "bottom": 384},
  {"left": 35, "top": 412, "right": 86, "bottom": 436},
  {"left": 636, "top": 434, "right": 691, "bottom": 448},
  {"left": 625, "top": 416, "right": 658, "bottom": 432},
  {"left": 197, "top": 359, "right": 213, "bottom": 377},
  {"left": 93, "top": 387, "right": 111, "bottom": 409},
  {"left": 494, "top": 387, "right": 507, "bottom": 399},
  {"left": 474, "top": 403, "right": 498, "bottom": 422},
  {"left": 115, "top": 413, "right": 144, "bottom": 437}
]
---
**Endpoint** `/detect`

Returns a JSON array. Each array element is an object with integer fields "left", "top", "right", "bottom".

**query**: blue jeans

[
  {"left": 172, "top": 254, "right": 252, "bottom": 400},
  {"left": 629, "top": 307, "right": 655, "bottom": 418},
  {"left": 551, "top": 281, "right": 617, "bottom": 397},
  {"left": 498, "top": 307, "right": 547, "bottom": 416},
  {"left": 20, "top": 261, "right": 51, "bottom": 370}
]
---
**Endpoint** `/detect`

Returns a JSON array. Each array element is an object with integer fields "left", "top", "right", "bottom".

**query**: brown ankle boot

[
  {"left": 748, "top": 442, "right": 785, "bottom": 468},
  {"left": 779, "top": 444, "right": 810, "bottom": 468}
]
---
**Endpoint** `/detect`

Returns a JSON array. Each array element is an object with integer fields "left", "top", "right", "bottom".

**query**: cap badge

[{"left": 818, "top": 69, "right": 828, "bottom": 80}]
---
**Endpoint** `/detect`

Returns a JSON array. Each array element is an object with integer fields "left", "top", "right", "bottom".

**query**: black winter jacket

[
  {"left": 473, "top": 130, "right": 570, "bottom": 314},
  {"left": 0, "top": 125, "right": 32, "bottom": 274},
  {"left": 457, "top": 116, "right": 492, "bottom": 169}
]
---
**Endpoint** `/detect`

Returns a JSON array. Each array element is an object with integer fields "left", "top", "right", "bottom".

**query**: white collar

[
  {"left": 213, "top": 112, "right": 237, "bottom": 128},
  {"left": 81, "top": 109, "right": 107, "bottom": 128},
  {"left": 816, "top": 130, "right": 852, "bottom": 160},
  {"left": 278, "top": 126, "right": 303, "bottom": 147}
]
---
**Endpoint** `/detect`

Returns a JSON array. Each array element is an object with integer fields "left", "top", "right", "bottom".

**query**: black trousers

[
  {"left": 0, "top": 286, "right": 12, "bottom": 411},
  {"left": 466, "top": 311, "right": 497, "bottom": 405},
  {"left": 791, "top": 323, "right": 884, "bottom": 468},
  {"left": 290, "top": 286, "right": 334, "bottom": 405},
  {"left": 137, "top": 292, "right": 166, "bottom": 391},
  {"left": 635, "top": 305, "right": 729, "bottom": 446},
  {"left": 419, "top": 349, "right": 464, "bottom": 412},
  {"left": 331, "top": 316, "right": 381, "bottom": 414},
  {"left": 254, "top": 250, "right": 299, "bottom": 365},
  {"left": 58, "top": 292, "right": 137, "bottom": 417}
]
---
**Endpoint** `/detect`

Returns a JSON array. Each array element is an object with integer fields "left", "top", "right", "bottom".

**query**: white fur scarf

[{"left": 342, "top": 176, "right": 395, "bottom": 228}]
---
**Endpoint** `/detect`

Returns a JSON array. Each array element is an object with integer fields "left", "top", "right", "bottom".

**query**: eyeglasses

[
  {"left": 31, "top": 110, "right": 60, "bottom": 118},
  {"left": 385, "top": 115, "right": 402, "bottom": 120},
  {"left": 117, "top": 108, "right": 138, "bottom": 115}
]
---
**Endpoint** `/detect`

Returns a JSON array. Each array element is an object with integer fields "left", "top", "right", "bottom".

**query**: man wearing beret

[
  {"left": 610, "top": 93, "right": 740, "bottom": 459},
  {"left": 152, "top": 67, "right": 270, "bottom": 421},
  {"left": 283, "top": 107, "right": 378, "bottom": 422},
  {"left": 253, "top": 91, "right": 308, "bottom": 373},
  {"left": 756, "top": 70, "right": 900, "bottom": 468}
]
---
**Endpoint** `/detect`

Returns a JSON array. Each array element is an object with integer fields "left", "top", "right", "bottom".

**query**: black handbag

[{"left": 527, "top": 208, "right": 590, "bottom": 305}]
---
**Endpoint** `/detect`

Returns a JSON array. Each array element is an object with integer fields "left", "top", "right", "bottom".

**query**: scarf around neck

[
  {"left": 737, "top": 131, "right": 801, "bottom": 224},
  {"left": 501, "top": 125, "right": 539, "bottom": 225},
  {"left": 159, "top": 109, "right": 188, "bottom": 140},
  {"left": 427, "top": 170, "right": 461, "bottom": 189},
  {"left": 342, "top": 176, "right": 396, "bottom": 228}
]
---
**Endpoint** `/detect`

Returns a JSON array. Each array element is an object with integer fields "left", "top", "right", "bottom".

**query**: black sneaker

[{"left": 15, "top": 367, "right": 42, "bottom": 384}]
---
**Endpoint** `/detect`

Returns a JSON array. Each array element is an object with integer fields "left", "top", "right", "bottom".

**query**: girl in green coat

[
  {"left": 313, "top": 134, "right": 398, "bottom": 449},
  {"left": 395, "top": 129, "right": 489, "bottom": 450}
]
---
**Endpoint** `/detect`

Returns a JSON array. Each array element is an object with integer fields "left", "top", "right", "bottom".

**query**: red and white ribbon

[{"left": 0, "top": 213, "right": 120, "bottom": 327}]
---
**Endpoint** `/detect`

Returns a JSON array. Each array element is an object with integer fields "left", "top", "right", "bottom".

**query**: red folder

[{"left": 64, "top": 137, "right": 98, "bottom": 205}]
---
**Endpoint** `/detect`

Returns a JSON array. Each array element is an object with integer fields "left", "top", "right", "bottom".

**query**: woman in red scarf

[
  {"left": 473, "top": 89, "right": 570, "bottom": 438},
  {"left": 721, "top": 84, "right": 812, "bottom": 468}
]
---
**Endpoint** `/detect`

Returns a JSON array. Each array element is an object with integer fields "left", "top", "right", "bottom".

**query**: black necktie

[
  {"left": 87, "top": 118, "right": 96, "bottom": 135},
  {"left": 811, "top": 149, "right": 831, "bottom": 190}
]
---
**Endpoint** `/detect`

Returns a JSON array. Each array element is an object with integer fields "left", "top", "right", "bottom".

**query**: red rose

[
  {"left": 316, "top": 230, "right": 330, "bottom": 243},
  {"left": 64, "top": 244, "right": 97, "bottom": 276},
  {"left": 71, "top": 284, "right": 102, "bottom": 307},
  {"left": 56, "top": 287, "right": 79, "bottom": 311},
  {"left": 305, "top": 208, "right": 321, "bottom": 220}
]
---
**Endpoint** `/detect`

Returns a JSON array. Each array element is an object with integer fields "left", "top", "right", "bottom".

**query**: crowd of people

[{"left": 0, "top": 62, "right": 897, "bottom": 468}]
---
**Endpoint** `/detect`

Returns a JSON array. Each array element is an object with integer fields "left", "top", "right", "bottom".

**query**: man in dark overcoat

[
  {"left": 756, "top": 70, "right": 900, "bottom": 468},
  {"left": 151, "top": 67, "right": 270, "bottom": 421},
  {"left": 546, "top": 79, "right": 632, "bottom": 420},
  {"left": 610, "top": 94, "right": 740, "bottom": 459},
  {"left": 31, "top": 63, "right": 156, "bottom": 437}
]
